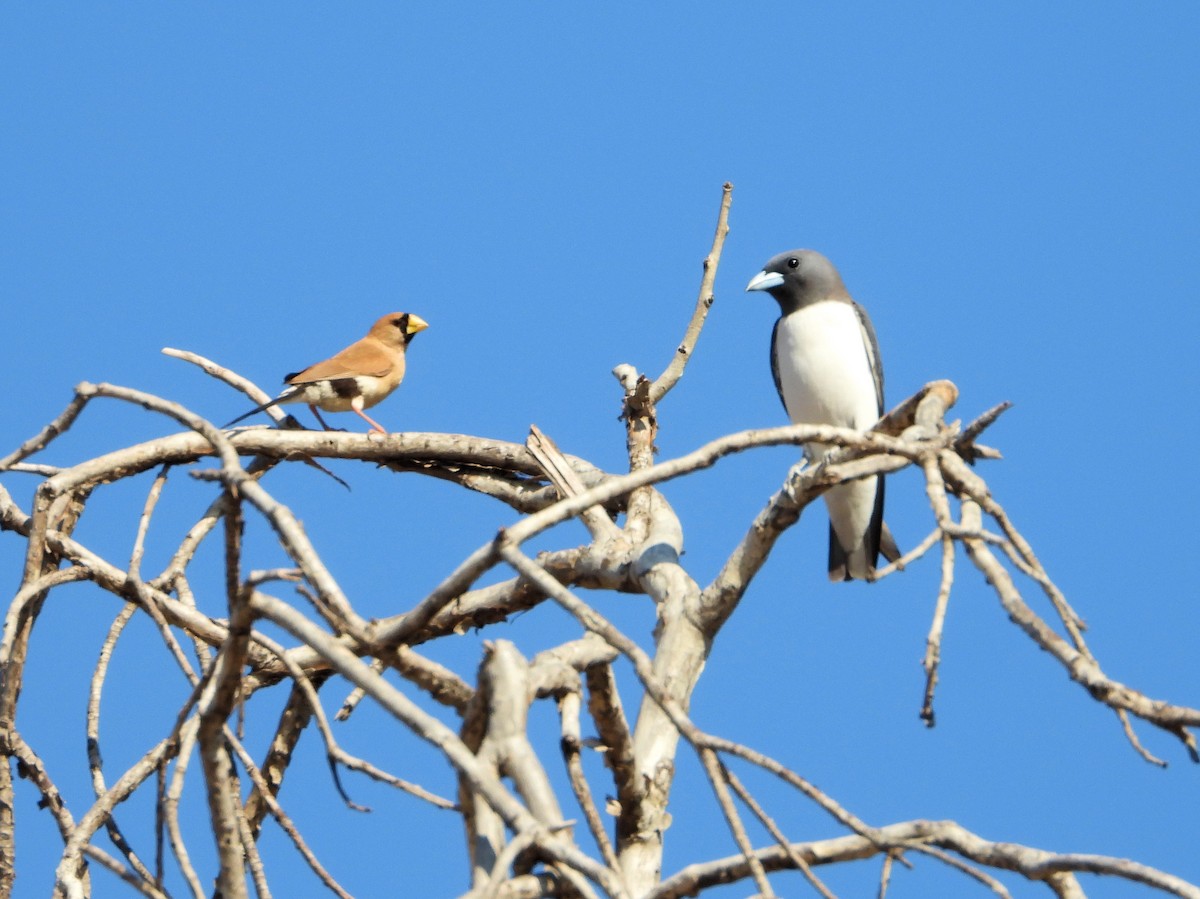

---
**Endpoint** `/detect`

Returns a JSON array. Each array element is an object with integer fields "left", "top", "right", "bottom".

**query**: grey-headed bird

[{"left": 747, "top": 250, "right": 898, "bottom": 581}]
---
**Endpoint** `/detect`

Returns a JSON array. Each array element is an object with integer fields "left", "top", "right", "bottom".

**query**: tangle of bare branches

[{"left": 1, "top": 184, "right": 1196, "bottom": 898}]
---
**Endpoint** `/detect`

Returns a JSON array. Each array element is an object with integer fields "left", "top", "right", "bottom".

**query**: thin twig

[
  {"left": 1115, "top": 708, "right": 1168, "bottom": 767},
  {"left": 906, "top": 843, "right": 1012, "bottom": 897},
  {"left": 558, "top": 689, "right": 621, "bottom": 873},
  {"left": 79, "top": 844, "right": 169, "bottom": 899},
  {"left": 87, "top": 603, "right": 157, "bottom": 884},
  {"left": 699, "top": 750, "right": 775, "bottom": 897},
  {"left": 723, "top": 765, "right": 836, "bottom": 899},
  {"left": 0, "top": 392, "right": 91, "bottom": 471},
  {"left": 650, "top": 181, "right": 733, "bottom": 404},
  {"left": 872, "top": 527, "right": 941, "bottom": 580},
  {"left": 920, "top": 533, "right": 956, "bottom": 727},
  {"left": 164, "top": 717, "right": 207, "bottom": 899},
  {"left": 162, "top": 346, "right": 286, "bottom": 421},
  {"left": 129, "top": 466, "right": 171, "bottom": 579}
]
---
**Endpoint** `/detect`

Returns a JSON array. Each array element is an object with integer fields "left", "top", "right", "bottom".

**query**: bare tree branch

[
  {"left": 649, "top": 181, "right": 733, "bottom": 404},
  {"left": 646, "top": 820, "right": 1200, "bottom": 899}
]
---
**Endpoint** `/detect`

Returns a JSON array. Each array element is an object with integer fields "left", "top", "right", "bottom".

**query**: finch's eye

[{"left": 787, "top": 257, "right": 800, "bottom": 269}]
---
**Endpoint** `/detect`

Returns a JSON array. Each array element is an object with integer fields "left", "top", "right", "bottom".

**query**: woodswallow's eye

[{"left": 787, "top": 257, "right": 800, "bottom": 269}]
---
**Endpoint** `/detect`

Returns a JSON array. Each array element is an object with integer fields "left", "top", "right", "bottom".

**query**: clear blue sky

[{"left": 3, "top": 5, "right": 1198, "bottom": 897}]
